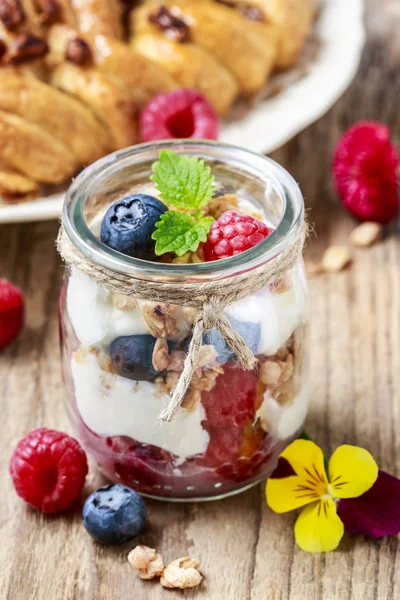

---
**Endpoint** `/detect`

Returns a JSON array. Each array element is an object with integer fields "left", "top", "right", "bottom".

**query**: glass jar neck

[{"left": 62, "top": 140, "right": 304, "bottom": 284}]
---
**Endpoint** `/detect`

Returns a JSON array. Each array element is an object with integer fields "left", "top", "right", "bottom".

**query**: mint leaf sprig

[{"left": 151, "top": 150, "right": 216, "bottom": 257}]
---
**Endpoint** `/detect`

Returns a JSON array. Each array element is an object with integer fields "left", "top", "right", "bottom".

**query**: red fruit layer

[
  {"left": 201, "top": 363, "right": 259, "bottom": 428},
  {"left": 333, "top": 121, "right": 399, "bottom": 224},
  {"left": 139, "top": 88, "right": 219, "bottom": 142},
  {"left": 9, "top": 428, "right": 88, "bottom": 513}
]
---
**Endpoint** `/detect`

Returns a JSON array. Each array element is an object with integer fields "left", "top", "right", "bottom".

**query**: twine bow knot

[{"left": 159, "top": 297, "right": 258, "bottom": 421}]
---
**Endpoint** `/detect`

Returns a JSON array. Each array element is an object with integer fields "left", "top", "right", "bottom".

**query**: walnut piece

[
  {"left": 152, "top": 338, "right": 170, "bottom": 372},
  {"left": 4, "top": 32, "right": 49, "bottom": 64},
  {"left": 0, "top": 0, "right": 25, "bottom": 31},
  {"left": 167, "top": 350, "right": 185, "bottom": 371},
  {"left": 66, "top": 37, "right": 92, "bottom": 65},
  {"left": 142, "top": 302, "right": 181, "bottom": 338},
  {"left": 321, "top": 245, "right": 351, "bottom": 273},
  {"left": 349, "top": 222, "right": 382, "bottom": 247},
  {"left": 128, "top": 545, "right": 164, "bottom": 580},
  {"left": 161, "top": 557, "right": 202, "bottom": 589}
]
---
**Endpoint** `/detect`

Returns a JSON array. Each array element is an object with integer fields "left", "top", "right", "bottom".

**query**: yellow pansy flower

[{"left": 266, "top": 439, "right": 379, "bottom": 552}]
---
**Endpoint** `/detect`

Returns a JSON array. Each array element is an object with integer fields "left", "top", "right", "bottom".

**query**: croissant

[
  {"left": 50, "top": 63, "right": 140, "bottom": 149},
  {"left": 0, "top": 110, "right": 77, "bottom": 184},
  {"left": 46, "top": 25, "right": 179, "bottom": 105},
  {"left": 131, "top": 31, "right": 238, "bottom": 115},
  {"left": 0, "top": 163, "right": 39, "bottom": 200},
  {"left": 0, "top": 69, "right": 112, "bottom": 165},
  {"left": 248, "top": 0, "right": 315, "bottom": 69},
  {"left": 132, "top": 0, "right": 279, "bottom": 96}
]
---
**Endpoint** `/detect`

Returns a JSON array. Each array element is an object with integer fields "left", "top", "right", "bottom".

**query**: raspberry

[
  {"left": 202, "top": 364, "right": 259, "bottom": 427},
  {"left": 203, "top": 211, "right": 272, "bottom": 261},
  {"left": 9, "top": 428, "right": 88, "bottom": 513},
  {"left": 139, "top": 88, "right": 219, "bottom": 142},
  {"left": 333, "top": 121, "right": 399, "bottom": 224},
  {"left": 0, "top": 278, "right": 24, "bottom": 348}
]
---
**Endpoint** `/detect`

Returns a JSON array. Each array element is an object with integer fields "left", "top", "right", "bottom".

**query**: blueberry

[
  {"left": 100, "top": 194, "right": 167, "bottom": 260},
  {"left": 110, "top": 334, "right": 174, "bottom": 381},
  {"left": 203, "top": 316, "right": 261, "bottom": 363},
  {"left": 82, "top": 484, "right": 147, "bottom": 544}
]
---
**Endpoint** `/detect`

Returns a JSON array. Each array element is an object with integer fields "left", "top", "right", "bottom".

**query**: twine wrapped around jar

[{"left": 57, "top": 220, "right": 307, "bottom": 422}]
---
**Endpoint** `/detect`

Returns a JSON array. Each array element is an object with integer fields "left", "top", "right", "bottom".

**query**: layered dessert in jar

[{"left": 59, "top": 141, "right": 308, "bottom": 501}]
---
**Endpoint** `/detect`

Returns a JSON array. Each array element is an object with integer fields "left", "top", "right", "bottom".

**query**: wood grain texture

[{"left": 1, "top": 1, "right": 400, "bottom": 597}]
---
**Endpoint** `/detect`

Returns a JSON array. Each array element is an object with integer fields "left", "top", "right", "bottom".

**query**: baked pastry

[
  {"left": 50, "top": 63, "right": 140, "bottom": 149},
  {"left": 0, "top": 69, "right": 112, "bottom": 164},
  {"left": 0, "top": 109, "right": 77, "bottom": 183},
  {"left": 132, "top": 0, "right": 279, "bottom": 96},
  {"left": 131, "top": 31, "right": 238, "bottom": 115},
  {"left": 246, "top": 0, "right": 316, "bottom": 68},
  {"left": 0, "top": 0, "right": 316, "bottom": 202}
]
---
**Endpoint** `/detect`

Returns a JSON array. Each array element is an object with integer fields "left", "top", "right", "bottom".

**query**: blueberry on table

[
  {"left": 110, "top": 334, "right": 171, "bottom": 381},
  {"left": 204, "top": 317, "right": 261, "bottom": 363},
  {"left": 82, "top": 484, "right": 147, "bottom": 544},
  {"left": 100, "top": 194, "right": 167, "bottom": 260}
]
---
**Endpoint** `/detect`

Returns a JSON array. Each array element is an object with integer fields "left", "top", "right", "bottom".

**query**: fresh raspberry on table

[
  {"left": 201, "top": 364, "right": 259, "bottom": 428},
  {"left": 202, "top": 211, "right": 273, "bottom": 261},
  {"left": 0, "top": 278, "right": 24, "bottom": 348},
  {"left": 333, "top": 121, "right": 399, "bottom": 224},
  {"left": 139, "top": 88, "right": 219, "bottom": 142},
  {"left": 9, "top": 428, "right": 88, "bottom": 513}
]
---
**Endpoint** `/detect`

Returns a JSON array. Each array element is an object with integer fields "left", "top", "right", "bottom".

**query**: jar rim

[{"left": 62, "top": 140, "right": 304, "bottom": 283}]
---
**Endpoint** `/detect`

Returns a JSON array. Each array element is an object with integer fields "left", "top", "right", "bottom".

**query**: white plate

[{"left": 0, "top": 0, "right": 365, "bottom": 224}]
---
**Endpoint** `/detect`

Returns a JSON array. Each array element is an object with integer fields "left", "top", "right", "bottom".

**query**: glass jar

[{"left": 59, "top": 140, "right": 309, "bottom": 502}]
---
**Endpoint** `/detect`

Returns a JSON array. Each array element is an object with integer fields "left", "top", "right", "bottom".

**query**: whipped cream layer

[
  {"left": 72, "top": 351, "right": 210, "bottom": 463},
  {"left": 67, "top": 262, "right": 307, "bottom": 356},
  {"left": 256, "top": 382, "right": 309, "bottom": 440}
]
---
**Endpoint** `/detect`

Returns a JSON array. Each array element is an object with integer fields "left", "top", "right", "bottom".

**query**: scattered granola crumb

[
  {"left": 160, "top": 557, "right": 202, "bottom": 589},
  {"left": 181, "top": 388, "right": 202, "bottom": 411},
  {"left": 321, "top": 245, "right": 351, "bottom": 272},
  {"left": 128, "top": 545, "right": 164, "bottom": 580},
  {"left": 207, "top": 193, "right": 239, "bottom": 219},
  {"left": 73, "top": 346, "right": 89, "bottom": 364},
  {"left": 349, "top": 222, "right": 383, "bottom": 247},
  {"left": 260, "top": 360, "right": 282, "bottom": 386}
]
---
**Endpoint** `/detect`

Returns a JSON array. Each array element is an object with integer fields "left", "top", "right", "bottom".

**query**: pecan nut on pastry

[
  {"left": 0, "top": 0, "right": 25, "bottom": 31},
  {"left": 4, "top": 32, "right": 48, "bottom": 64},
  {"left": 148, "top": 5, "right": 190, "bottom": 43},
  {"left": 36, "top": 0, "right": 62, "bottom": 25},
  {"left": 65, "top": 37, "right": 92, "bottom": 65}
]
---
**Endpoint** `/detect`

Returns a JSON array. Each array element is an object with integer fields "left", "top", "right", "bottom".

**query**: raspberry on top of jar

[{"left": 64, "top": 150, "right": 308, "bottom": 499}]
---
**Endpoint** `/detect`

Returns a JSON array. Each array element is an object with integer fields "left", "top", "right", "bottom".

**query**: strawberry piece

[
  {"left": 0, "top": 278, "right": 24, "bottom": 348},
  {"left": 203, "top": 211, "right": 272, "bottom": 261},
  {"left": 9, "top": 428, "right": 88, "bottom": 513},
  {"left": 333, "top": 121, "right": 399, "bottom": 224},
  {"left": 139, "top": 88, "right": 219, "bottom": 142}
]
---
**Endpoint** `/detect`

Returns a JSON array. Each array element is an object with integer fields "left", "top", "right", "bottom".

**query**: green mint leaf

[
  {"left": 150, "top": 149, "right": 215, "bottom": 210},
  {"left": 152, "top": 211, "right": 214, "bottom": 257}
]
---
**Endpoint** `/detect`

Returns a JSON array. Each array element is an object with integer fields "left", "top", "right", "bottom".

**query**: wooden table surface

[{"left": 1, "top": 1, "right": 400, "bottom": 598}]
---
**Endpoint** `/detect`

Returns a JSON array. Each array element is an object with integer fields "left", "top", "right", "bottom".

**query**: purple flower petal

[
  {"left": 270, "top": 457, "right": 297, "bottom": 479},
  {"left": 337, "top": 470, "right": 400, "bottom": 538}
]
